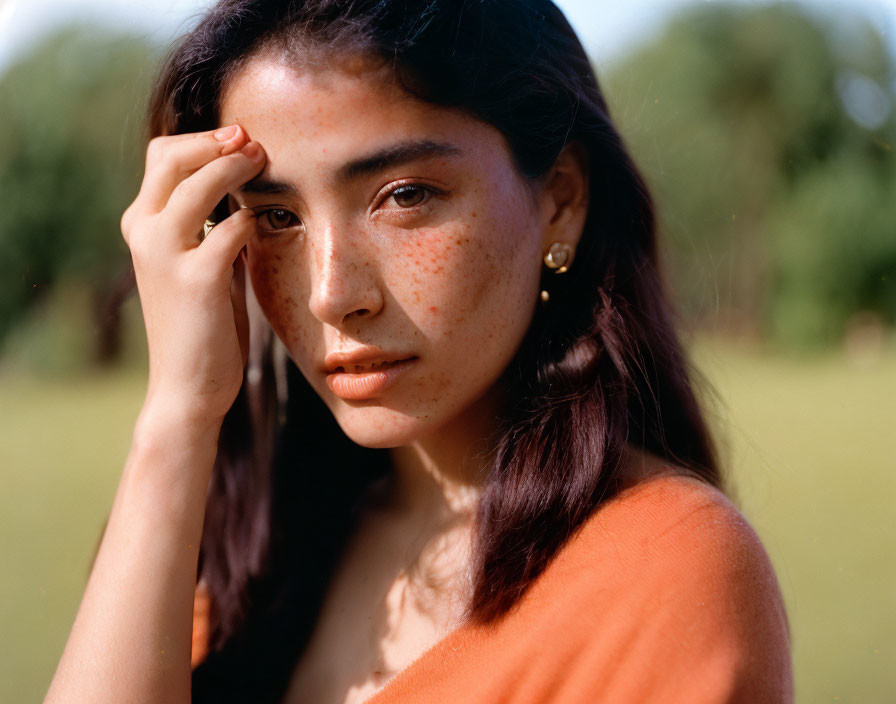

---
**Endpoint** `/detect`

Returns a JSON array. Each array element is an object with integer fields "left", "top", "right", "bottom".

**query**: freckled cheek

[
  {"left": 387, "top": 225, "right": 476, "bottom": 328},
  {"left": 386, "top": 218, "right": 529, "bottom": 334}
]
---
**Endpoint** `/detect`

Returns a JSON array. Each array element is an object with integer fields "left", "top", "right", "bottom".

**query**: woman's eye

[
  {"left": 257, "top": 208, "right": 301, "bottom": 232},
  {"left": 387, "top": 185, "right": 432, "bottom": 209}
]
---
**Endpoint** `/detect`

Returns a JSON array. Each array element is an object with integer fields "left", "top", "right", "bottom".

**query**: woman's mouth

[
  {"left": 325, "top": 357, "right": 418, "bottom": 400},
  {"left": 332, "top": 359, "right": 406, "bottom": 374}
]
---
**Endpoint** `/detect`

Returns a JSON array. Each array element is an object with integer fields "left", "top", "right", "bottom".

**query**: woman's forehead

[
  {"left": 219, "top": 55, "right": 511, "bottom": 183},
  {"left": 220, "top": 54, "right": 420, "bottom": 129}
]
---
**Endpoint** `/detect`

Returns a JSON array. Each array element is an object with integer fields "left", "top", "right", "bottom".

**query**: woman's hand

[
  {"left": 42, "top": 127, "right": 266, "bottom": 704},
  {"left": 120, "top": 124, "right": 265, "bottom": 428}
]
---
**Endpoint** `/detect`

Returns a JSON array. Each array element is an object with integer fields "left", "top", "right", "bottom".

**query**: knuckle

[
  {"left": 124, "top": 218, "right": 160, "bottom": 263},
  {"left": 146, "top": 136, "right": 189, "bottom": 176},
  {"left": 120, "top": 206, "right": 134, "bottom": 241},
  {"left": 159, "top": 146, "right": 186, "bottom": 176},
  {"left": 121, "top": 204, "right": 152, "bottom": 249},
  {"left": 125, "top": 229, "right": 151, "bottom": 263},
  {"left": 145, "top": 136, "right": 166, "bottom": 164}
]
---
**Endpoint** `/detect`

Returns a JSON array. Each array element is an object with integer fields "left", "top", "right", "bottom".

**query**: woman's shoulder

[
  {"left": 551, "top": 460, "right": 788, "bottom": 627},
  {"left": 578, "top": 461, "right": 765, "bottom": 563},
  {"left": 375, "top": 464, "right": 795, "bottom": 703},
  {"left": 521, "top": 462, "right": 794, "bottom": 701},
  {"left": 541, "top": 458, "right": 785, "bottom": 599}
]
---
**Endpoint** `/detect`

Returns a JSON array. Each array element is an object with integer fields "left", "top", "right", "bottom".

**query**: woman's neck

[{"left": 384, "top": 383, "right": 503, "bottom": 527}]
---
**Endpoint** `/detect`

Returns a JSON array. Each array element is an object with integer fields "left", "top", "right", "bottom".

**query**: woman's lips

[{"left": 325, "top": 357, "right": 418, "bottom": 400}]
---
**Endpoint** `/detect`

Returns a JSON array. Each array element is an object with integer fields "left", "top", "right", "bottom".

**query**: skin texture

[{"left": 220, "top": 53, "right": 589, "bottom": 521}]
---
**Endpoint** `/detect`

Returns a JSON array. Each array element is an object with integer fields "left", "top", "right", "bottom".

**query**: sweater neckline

[{"left": 361, "top": 469, "right": 701, "bottom": 703}]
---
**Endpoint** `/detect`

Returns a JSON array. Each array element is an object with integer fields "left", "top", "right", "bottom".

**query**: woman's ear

[{"left": 536, "top": 141, "right": 590, "bottom": 257}]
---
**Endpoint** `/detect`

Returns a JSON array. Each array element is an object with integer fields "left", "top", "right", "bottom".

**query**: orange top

[{"left": 192, "top": 472, "right": 794, "bottom": 703}]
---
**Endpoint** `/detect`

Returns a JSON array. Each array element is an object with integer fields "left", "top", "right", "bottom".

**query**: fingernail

[
  {"left": 241, "top": 141, "right": 263, "bottom": 161},
  {"left": 214, "top": 125, "right": 239, "bottom": 142}
]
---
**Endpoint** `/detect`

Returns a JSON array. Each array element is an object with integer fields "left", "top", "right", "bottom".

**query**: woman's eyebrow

[
  {"left": 237, "top": 139, "right": 463, "bottom": 196},
  {"left": 336, "top": 139, "right": 463, "bottom": 183},
  {"left": 238, "top": 178, "right": 296, "bottom": 196}
]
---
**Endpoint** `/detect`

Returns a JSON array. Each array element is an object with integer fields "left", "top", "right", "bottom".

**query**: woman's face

[{"left": 219, "top": 54, "right": 550, "bottom": 448}]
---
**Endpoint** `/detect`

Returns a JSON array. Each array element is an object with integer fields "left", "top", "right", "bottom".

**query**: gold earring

[
  {"left": 540, "top": 242, "right": 572, "bottom": 302},
  {"left": 543, "top": 242, "right": 571, "bottom": 273}
]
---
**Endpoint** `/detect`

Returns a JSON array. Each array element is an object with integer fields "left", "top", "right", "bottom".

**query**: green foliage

[
  {"left": 606, "top": 3, "right": 896, "bottom": 347},
  {"left": 0, "top": 26, "right": 158, "bottom": 358},
  {"left": 770, "top": 152, "right": 896, "bottom": 347},
  {"left": 0, "top": 278, "right": 94, "bottom": 376}
]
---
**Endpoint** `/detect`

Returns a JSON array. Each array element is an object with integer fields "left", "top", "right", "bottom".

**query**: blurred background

[{"left": 0, "top": 0, "right": 893, "bottom": 700}]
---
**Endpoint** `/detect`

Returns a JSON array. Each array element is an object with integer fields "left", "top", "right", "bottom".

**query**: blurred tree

[
  {"left": 606, "top": 3, "right": 896, "bottom": 347},
  {"left": 1, "top": 8, "right": 893, "bottom": 360},
  {"left": 0, "top": 26, "right": 157, "bottom": 364}
]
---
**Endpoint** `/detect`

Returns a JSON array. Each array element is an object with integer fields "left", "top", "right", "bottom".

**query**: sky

[{"left": 0, "top": 0, "right": 894, "bottom": 73}]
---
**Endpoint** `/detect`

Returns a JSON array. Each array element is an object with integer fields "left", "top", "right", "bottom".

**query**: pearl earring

[{"left": 540, "top": 242, "right": 572, "bottom": 303}]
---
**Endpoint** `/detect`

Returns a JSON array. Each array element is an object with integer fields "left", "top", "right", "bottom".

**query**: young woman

[{"left": 45, "top": 1, "right": 793, "bottom": 703}]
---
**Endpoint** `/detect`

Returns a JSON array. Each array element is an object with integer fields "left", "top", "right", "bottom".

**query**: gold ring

[{"left": 201, "top": 219, "right": 216, "bottom": 241}]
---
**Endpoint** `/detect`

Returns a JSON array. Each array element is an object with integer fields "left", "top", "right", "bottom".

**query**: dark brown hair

[{"left": 146, "top": 1, "right": 722, "bottom": 700}]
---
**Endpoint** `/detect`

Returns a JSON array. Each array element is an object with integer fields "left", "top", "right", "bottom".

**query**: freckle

[
  {"left": 274, "top": 254, "right": 283, "bottom": 262},
  {"left": 429, "top": 306, "right": 438, "bottom": 313},
  {"left": 472, "top": 211, "right": 477, "bottom": 217}
]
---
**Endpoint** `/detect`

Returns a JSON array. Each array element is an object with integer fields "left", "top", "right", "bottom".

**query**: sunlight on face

[{"left": 219, "top": 54, "right": 547, "bottom": 447}]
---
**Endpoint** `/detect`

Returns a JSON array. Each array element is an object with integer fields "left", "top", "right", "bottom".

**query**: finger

[
  {"left": 163, "top": 142, "right": 266, "bottom": 244},
  {"left": 196, "top": 207, "right": 258, "bottom": 278},
  {"left": 138, "top": 125, "right": 250, "bottom": 212}
]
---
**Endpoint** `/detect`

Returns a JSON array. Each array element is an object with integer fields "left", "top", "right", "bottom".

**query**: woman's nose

[{"left": 307, "top": 224, "right": 384, "bottom": 327}]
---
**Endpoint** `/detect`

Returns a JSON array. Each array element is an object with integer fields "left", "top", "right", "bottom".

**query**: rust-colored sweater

[{"left": 191, "top": 472, "right": 794, "bottom": 703}]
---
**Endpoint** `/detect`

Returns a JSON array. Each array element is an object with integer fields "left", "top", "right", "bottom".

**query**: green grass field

[
  {"left": 691, "top": 340, "right": 896, "bottom": 703},
  {"left": 1, "top": 342, "right": 894, "bottom": 702}
]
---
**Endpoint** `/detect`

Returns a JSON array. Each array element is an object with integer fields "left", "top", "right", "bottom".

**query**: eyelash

[{"left": 252, "top": 182, "right": 443, "bottom": 236}]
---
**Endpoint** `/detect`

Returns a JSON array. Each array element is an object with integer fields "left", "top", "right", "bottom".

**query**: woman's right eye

[{"left": 255, "top": 207, "right": 302, "bottom": 234}]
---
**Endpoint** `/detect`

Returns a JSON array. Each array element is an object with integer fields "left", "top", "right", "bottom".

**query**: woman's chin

[{"left": 330, "top": 406, "right": 436, "bottom": 449}]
